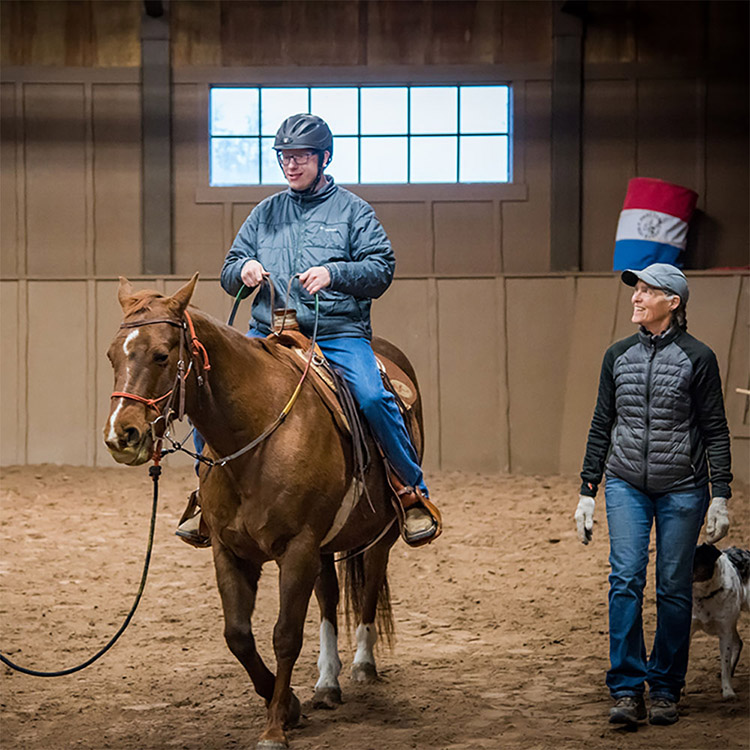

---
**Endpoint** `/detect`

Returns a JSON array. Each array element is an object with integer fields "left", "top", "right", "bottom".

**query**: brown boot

[
  {"left": 175, "top": 489, "right": 211, "bottom": 548},
  {"left": 387, "top": 472, "right": 442, "bottom": 547}
]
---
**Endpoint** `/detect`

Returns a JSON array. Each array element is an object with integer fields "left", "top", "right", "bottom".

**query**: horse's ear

[
  {"left": 117, "top": 277, "right": 135, "bottom": 310},
  {"left": 169, "top": 272, "right": 199, "bottom": 315}
]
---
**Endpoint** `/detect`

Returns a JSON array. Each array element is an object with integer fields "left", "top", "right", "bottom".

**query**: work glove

[
  {"left": 705, "top": 497, "right": 730, "bottom": 543},
  {"left": 574, "top": 495, "right": 596, "bottom": 545}
]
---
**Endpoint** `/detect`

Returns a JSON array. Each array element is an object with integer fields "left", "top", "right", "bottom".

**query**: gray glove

[
  {"left": 574, "top": 495, "right": 595, "bottom": 545},
  {"left": 705, "top": 497, "right": 730, "bottom": 543}
]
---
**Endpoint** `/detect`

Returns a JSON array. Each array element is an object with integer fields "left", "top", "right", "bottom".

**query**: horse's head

[{"left": 103, "top": 273, "right": 198, "bottom": 465}]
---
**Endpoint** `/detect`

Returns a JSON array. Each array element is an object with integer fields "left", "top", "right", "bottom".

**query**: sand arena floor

[{"left": 1, "top": 465, "right": 748, "bottom": 750}]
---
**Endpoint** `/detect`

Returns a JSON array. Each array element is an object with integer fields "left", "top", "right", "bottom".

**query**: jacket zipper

[{"left": 643, "top": 343, "right": 657, "bottom": 491}]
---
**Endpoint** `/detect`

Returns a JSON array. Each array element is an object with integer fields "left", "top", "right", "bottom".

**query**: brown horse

[{"left": 103, "top": 274, "right": 423, "bottom": 750}]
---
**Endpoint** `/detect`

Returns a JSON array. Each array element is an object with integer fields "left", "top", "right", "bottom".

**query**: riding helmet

[{"left": 273, "top": 113, "right": 333, "bottom": 163}]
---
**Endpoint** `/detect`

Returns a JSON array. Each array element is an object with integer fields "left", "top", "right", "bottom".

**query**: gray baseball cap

[{"left": 621, "top": 263, "right": 689, "bottom": 304}]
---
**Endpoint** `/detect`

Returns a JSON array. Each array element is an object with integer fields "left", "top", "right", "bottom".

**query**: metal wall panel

[
  {"left": 437, "top": 278, "right": 503, "bottom": 472},
  {"left": 25, "top": 83, "right": 87, "bottom": 277},
  {"left": 0, "top": 82, "right": 17, "bottom": 277},
  {"left": 0, "top": 281, "right": 20, "bottom": 464},
  {"left": 506, "top": 276, "right": 574, "bottom": 474},
  {"left": 558, "top": 276, "right": 621, "bottom": 475},
  {"left": 92, "top": 83, "right": 141, "bottom": 277},
  {"left": 27, "top": 281, "right": 89, "bottom": 464}
]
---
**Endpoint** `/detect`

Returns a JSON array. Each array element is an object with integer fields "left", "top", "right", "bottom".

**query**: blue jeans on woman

[
  {"left": 605, "top": 475, "right": 709, "bottom": 701},
  {"left": 194, "top": 329, "right": 427, "bottom": 495}
]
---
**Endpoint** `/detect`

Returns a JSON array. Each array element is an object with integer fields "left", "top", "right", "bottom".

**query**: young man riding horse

[{"left": 177, "top": 113, "right": 440, "bottom": 548}]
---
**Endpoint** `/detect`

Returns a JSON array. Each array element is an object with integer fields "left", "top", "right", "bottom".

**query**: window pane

[
  {"left": 211, "top": 138, "right": 259, "bottom": 186},
  {"left": 311, "top": 88, "right": 358, "bottom": 135},
  {"left": 361, "top": 88, "right": 407, "bottom": 135},
  {"left": 360, "top": 137, "right": 407, "bottom": 183},
  {"left": 211, "top": 88, "right": 259, "bottom": 136},
  {"left": 410, "top": 87, "right": 457, "bottom": 134},
  {"left": 459, "top": 135, "right": 509, "bottom": 182},
  {"left": 260, "top": 88, "right": 310, "bottom": 136},
  {"left": 260, "top": 137, "right": 287, "bottom": 185},
  {"left": 331, "top": 136, "right": 359, "bottom": 183},
  {"left": 410, "top": 136, "right": 457, "bottom": 183},
  {"left": 460, "top": 86, "right": 509, "bottom": 134}
]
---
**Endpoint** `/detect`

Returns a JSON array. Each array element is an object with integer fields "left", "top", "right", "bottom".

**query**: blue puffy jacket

[{"left": 221, "top": 178, "right": 395, "bottom": 340}]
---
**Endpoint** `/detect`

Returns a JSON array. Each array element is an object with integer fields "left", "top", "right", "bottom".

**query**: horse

[{"left": 103, "top": 273, "right": 424, "bottom": 750}]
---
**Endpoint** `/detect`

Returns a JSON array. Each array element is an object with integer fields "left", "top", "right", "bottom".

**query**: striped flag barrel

[{"left": 613, "top": 178, "right": 698, "bottom": 271}]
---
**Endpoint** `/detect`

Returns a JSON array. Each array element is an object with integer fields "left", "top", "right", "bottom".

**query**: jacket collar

[
  {"left": 638, "top": 325, "right": 681, "bottom": 349},
  {"left": 286, "top": 175, "right": 337, "bottom": 205}
]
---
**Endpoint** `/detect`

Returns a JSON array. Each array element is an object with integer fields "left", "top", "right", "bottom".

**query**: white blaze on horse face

[
  {"left": 106, "top": 329, "right": 140, "bottom": 442},
  {"left": 353, "top": 622, "right": 377, "bottom": 667},
  {"left": 314, "top": 620, "right": 342, "bottom": 691}
]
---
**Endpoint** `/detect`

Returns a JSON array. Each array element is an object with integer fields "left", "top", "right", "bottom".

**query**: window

[{"left": 209, "top": 85, "right": 511, "bottom": 186}]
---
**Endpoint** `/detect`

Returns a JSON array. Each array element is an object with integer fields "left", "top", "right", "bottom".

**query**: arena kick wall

[{"left": 0, "top": 2, "right": 748, "bottom": 484}]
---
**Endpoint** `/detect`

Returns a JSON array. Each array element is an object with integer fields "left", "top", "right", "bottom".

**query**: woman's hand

[
  {"left": 299, "top": 266, "right": 331, "bottom": 295},
  {"left": 240, "top": 259, "right": 269, "bottom": 288},
  {"left": 574, "top": 496, "right": 595, "bottom": 545}
]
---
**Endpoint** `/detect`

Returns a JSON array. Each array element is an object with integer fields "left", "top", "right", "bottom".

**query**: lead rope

[{"left": 0, "top": 449, "right": 163, "bottom": 677}]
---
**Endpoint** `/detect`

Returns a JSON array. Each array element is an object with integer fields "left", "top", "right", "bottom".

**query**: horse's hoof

[
  {"left": 285, "top": 690, "right": 302, "bottom": 728},
  {"left": 256, "top": 742, "right": 288, "bottom": 750},
  {"left": 351, "top": 662, "right": 377, "bottom": 683},
  {"left": 312, "top": 686, "right": 342, "bottom": 709}
]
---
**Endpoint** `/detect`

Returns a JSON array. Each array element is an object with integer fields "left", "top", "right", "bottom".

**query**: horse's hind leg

[
  {"left": 312, "top": 553, "right": 343, "bottom": 708},
  {"left": 213, "top": 545, "right": 275, "bottom": 704},
  {"left": 351, "top": 529, "right": 397, "bottom": 684}
]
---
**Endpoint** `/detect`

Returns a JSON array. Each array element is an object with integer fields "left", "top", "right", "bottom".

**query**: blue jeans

[
  {"left": 605, "top": 476, "right": 709, "bottom": 701},
  {"left": 194, "top": 330, "right": 427, "bottom": 495}
]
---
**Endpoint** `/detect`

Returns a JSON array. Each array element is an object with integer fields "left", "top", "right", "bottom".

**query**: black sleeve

[
  {"left": 691, "top": 348, "right": 733, "bottom": 499},
  {"left": 579, "top": 348, "right": 617, "bottom": 497}
]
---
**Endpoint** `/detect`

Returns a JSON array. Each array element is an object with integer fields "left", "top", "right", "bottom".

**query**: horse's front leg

[
  {"left": 212, "top": 544, "right": 275, "bottom": 704},
  {"left": 258, "top": 534, "right": 320, "bottom": 749},
  {"left": 312, "top": 553, "right": 342, "bottom": 709}
]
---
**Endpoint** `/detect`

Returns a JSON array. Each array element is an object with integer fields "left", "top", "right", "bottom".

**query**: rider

[{"left": 176, "top": 113, "right": 440, "bottom": 548}]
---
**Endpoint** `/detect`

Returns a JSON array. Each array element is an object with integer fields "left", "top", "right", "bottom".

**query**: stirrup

[
  {"left": 385, "top": 470, "right": 442, "bottom": 547},
  {"left": 175, "top": 490, "right": 211, "bottom": 548}
]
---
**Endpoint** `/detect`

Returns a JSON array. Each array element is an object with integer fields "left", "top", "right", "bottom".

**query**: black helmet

[{"left": 273, "top": 113, "right": 333, "bottom": 161}]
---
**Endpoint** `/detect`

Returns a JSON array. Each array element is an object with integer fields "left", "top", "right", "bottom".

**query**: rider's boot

[
  {"left": 386, "top": 471, "right": 442, "bottom": 547},
  {"left": 175, "top": 489, "right": 211, "bottom": 548}
]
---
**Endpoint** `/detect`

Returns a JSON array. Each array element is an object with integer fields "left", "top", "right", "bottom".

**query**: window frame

[{"left": 193, "top": 67, "right": 528, "bottom": 204}]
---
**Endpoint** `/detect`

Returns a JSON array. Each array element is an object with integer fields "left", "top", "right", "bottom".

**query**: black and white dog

[{"left": 692, "top": 543, "right": 750, "bottom": 699}]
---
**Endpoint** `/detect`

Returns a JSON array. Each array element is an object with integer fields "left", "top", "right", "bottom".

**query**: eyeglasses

[{"left": 277, "top": 151, "right": 316, "bottom": 167}]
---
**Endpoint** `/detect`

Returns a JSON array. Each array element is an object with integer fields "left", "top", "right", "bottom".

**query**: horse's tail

[{"left": 342, "top": 555, "right": 395, "bottom": 649}]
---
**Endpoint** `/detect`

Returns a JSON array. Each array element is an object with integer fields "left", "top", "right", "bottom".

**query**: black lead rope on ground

[{"left": 0, "top": 465, "right": 161, "bottom": 677}]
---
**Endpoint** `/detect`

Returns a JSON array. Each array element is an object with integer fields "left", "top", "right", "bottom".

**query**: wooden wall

[{"left": 1, "top": 1, "right": 748, "bottom": 483}]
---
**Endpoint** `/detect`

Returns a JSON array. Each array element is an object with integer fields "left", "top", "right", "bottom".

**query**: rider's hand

[
  {"left": 705, "top": 497, "right": 730, "bottom": 543},
  {"left": 574, "top": 495, "right": 595, "bottom": 545},
  {"left": 299, "top": 266, "right": 331, "bottom": 295},
  {"left": 240, "top": 259, "right": 269, "bottom": 288}
]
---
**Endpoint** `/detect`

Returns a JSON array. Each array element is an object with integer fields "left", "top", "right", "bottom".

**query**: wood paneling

[
  {"left": 502, "top": 81, "right": 551, "bottom": 273},
  {"left": 559, "top": 276, "right": 620, "bottom": 475},
  {"left": 1, "top": 83, "right": 17, "bottom": 278},
  {"left": 172, "top": 0, "right": 221, "bottom": 67},
  {"left": 367, "top": 1, "right": 429, "bottom": 66},
  {"left": 91, "top": 1, "right": 141, "bottom": 67},
  {"left": 636, "top": 78, "right": 700, "bottom": 192},
  {"left": 506, "top": 276, "right": 574, "bottom": 474},
  {"left": 434, "top": 201, "right": 497, "bottom": 275},
  {"left": 429, "top": 0, "right": 497, "bottom": 65},
  {"left": 636, "top": 0, "right": 704, "bottom": 64},
  {"left": 0, "top": 282, "right": 20, "bottom": 464},
  {"left": 581, "top": 80, "right": 635, "bottom": 272},
  {"left": 92, "top": 84, "right": 141, "bottom": 277},
  {"left": 372, "top": 279, "right": 439, "bottom": 470},
  {"left": 499, "top": 0, "right": 552, "bottom": 64},
  {"left": 725, "top": 276, "right": 750, "bottom": 446},
  {"left": 437, "top": 278, "right": 503, "bottom": 472},
  {"left": 25, "top": 83, "right": 87, "bottom": 277},
  {"left": 369, "top": 202, "right": 431, "bottom": 277},
  {"left": 584, "top": 1, "right": 636, "bottom": 64},
  {"left": 27, "top": 282, "right": 89, "bottom": 464},
  {"left": 232, "top": 203, "right": 256, "bottom": 237},
  {"left": 173, "top": 84, "right": 224, "bottom": 276}
]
